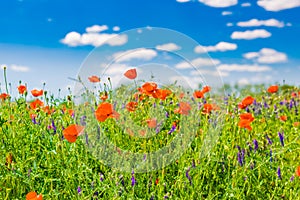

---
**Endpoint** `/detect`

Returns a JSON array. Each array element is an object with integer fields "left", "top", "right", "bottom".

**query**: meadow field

[{"left": 1, "top": 67, "right": 300, "bottom": 199}]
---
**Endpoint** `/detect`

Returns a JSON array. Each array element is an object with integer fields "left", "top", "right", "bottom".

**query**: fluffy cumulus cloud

[
  {"left": 61, "top": 25, "right": 127, "bottom": 47},
  {"left": 113, "top": 48, "right": 157, "bottom": 63},
  {"left": 222, "top": 11, "right": 232, "bottom": 15},
  {"left": 113, "top": 26, "right": 120, "bottom": 31},
  {"left": 199, "top": 0, "right": 237, "bottom": 7},
  {"left": 175, "top": 57, "right": 220, "bottom": 69},
  {"left": 257, "top": 0, "right": 300, "bottom": 11},
  {"left": 61, "top": 31, "right": 127, "bottom": 47},
  {"left": 217, "top": 64, "right": 271, "bottom": 72},
  {"left": 226, "top": 22, "right": 234, "bottom": 27},
  {"left": 86, "top": 25, "right": 108, "bottom": 33},
  {"left": 231, "top": 29, "right": 271, "bottom": 40},
  {"left": 237, "top": 19, "right": 285, "bottom": 28},
  {"left": 194, "top": 42, "right": 237, "bottom": 53},
  {"left": 243, "top": 48, "right": 287, "bottom": 63},
  {"left": 155, "top": 43, "right": 181, "bottom": 51}
]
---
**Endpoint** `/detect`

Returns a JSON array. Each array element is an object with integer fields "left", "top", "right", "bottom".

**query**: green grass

[{"left": 1, "top": 74, "right": 300, "bottom": 199}]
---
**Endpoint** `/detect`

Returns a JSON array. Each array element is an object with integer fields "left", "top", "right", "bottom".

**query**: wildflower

[
  {"left": 100, "top": 93, "right": 108, "bottom": 101},
  {"left": 253, "top": 139, "right": 258, "bottom": 152},
  {"left": 155, "top": 178, "right": 159, "bottom": 185},
  {"left": 0, "top": 93, "right": 10, "bottom": 100},
  {"left": 62, "top": 124, "right": 85, "bottom": 143},
  {"left": 279, "top": 115, "right": 287, "bottom": 122},
  {"left": 277, "top": 167, "right": 281, "bottom": 179},
  {"left": 294, "top": 122, "right": 300, "bottom": 127},
  {"left": 88, "top": 75, "right": 100, "bottom": 83},
  {"left": 278, "top": 131, "right": 284, "bottom": 147},
  {"left": 237, "top": 152, "right": 243, "bottom": 166},
  {"left": 157, "top": 89, "right": 172, "bottom": 100},
  {"left": 77, "top": 186, "right": 81, "bottom": 194},
  {"left": 290, "top": 175, "right": 295, "bottom": 182},
  {"left": 30, "top": 99, "right": 44, "bottom": 109},
  {"left": 238, "top": 113, "right": 254, "bottom": 130},
  {"left": 94, "top": 102, "right": 120, "bottom": 122},
  {"left": 140, "top": 82, "right": 158, "bottom": 96},
  {"left": 265, "top": 134, "right": 273, "bottom": 145},
  {"left": 26, "top": 191, "right": 43, "bottom": 200},
  {"left": 146, "top": 118, "right": 157, "bottom": 128},
  {"left": 126, "top": 101, "right": 138, "bottom": 112},
  {"left": 17, "top": 85, "right": 27, "bottom": 94},
  {"left": 238, "top": 96, "right": 254, "bottom": 109},
  {"left": 124, "top": 68, "right": 137, "bottom": 80},
  {"left": 201, "top": 86, "right": 211, "bottom": 94},
  {"left": 31, "top": 89, "right": 43, "bottom": 97},
  {"left": 186, "top": 167, "right": 192, "bottom": 185},
  {"left": 174, "top": 102, "right": 191, "bottom": 115},
  {"left": 267, "top": 85, "right": 279, "bottom": 93},
  {"left": 296, "top": 166, "right": 300, "bottom": 177},
  {"left": 193, "top": 90, "right": 204, "bottom": 98},
  {"left": 131, "top": 170, "right": 136, "bottom": 186},
  {"left": 167, "top": 123, "right": 176, "bottom": 134}
]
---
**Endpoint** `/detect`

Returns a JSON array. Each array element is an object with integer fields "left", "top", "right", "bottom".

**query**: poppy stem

[{"left": 3, "top": 66, "right": 9, "bottom": 94}]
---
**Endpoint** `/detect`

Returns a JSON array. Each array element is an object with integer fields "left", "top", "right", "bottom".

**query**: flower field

[{"left": 1, "top": 67, "right": 300, "bottom": 199}]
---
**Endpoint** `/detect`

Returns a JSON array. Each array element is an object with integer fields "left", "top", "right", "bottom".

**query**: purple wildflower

[
  {"left": 77, "top": 186, "right": 81, "bottom": 194},
  {"left": 32, "top": 116, "right": 37, "bottom": 124},
  {"left": 100, "top": 173, "right": 104, "bottom": 182},
  {"left": 237, "top": 152, "right": 243, "bottom": 166},
  {"left": 253, "top": 139, "right": 258, "bottom": 152},
  {"left": 27, "top": 168, "right": 32, "bottom": 177},
  {"left": 80, "top": 115, "right": 87, "bottom": 126},
  {"left": 131, "top": 170, "right": 136, "bottom": 186},
  {"left": 165, "top": 111, "right": 169, "bottom": 118},
  {"left": 290, "top": 175, "right": 295, "bottom": 182},
  {"left": 186, "top": 167, "right": 192, "bottom": 185},
  {"left": 143, "top": 154, "right": 147, "bottom": 161},
  {"left": 153, "top": 103, "right": 156, "bottom": 108},
  {"left": 278, "top": 131, "right": 284, "bottom": 147},
  {"left": 167, "top": 124, "right": 176, "bottom": 134},
  {"left": 265, "top": 134, "right": 273, "bottom": 145},
  {"left": 277, "top": 167, "right": 282, "bottom": 179},
  {"left": 51, "top": 119, "right": 57, "bottom": 133}
]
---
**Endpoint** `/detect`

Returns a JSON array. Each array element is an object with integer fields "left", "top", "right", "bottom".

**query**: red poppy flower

[
  {"left": 238, "top": 119, "right": 252, "bottom": 130},
  {"left": 155, "top": 178, "right": 159, "bottom": 185},
  {"left": 124, "top": 68, "right": 137, "bottom": 80},
  {"left": 140, "top": 82, "right": 158, "bottom": 96},
  {"left": 18, "top": 85, "right": 27, "bottom": 94},
  {"left": 291, "top": 92, "right": 297, "bottom": 98},
  {"left": 94, "top": 102, "right": 120, "bottom": 122},
  {"left": 63, "top": 124, "right": 85, "bottom": 143},
  {"left": 126, "top": 101, "right": 138, "bottom": 112},
  {"left": 239, "top": 113, "right": 254, "bottom": 122},
  {"left": 267, "top": 85, "right": 279, "bottom": 93},
  {"left": 88, "top": 75, "right": 100, "bottom": 83},
  {"left": 296, "top": 166, "right": 300, "bottom": 177},
  {"left": 174, "top": 102, "right": 191, "bottom": 115},
  {"left": 201, "top": 86, "right": 211, "bottom": 94},
  {"left": 26, "top": 191, "right": 43, "bottom": 200},
  {"left": 146, "top": 118, "right": 157, "bottom": 128},
  {"left": 279, "top": 115, "right": 287, "bottom": 122},
  {"left": 293, "top": 122, "right": 300, "bottom": 127},
  {"left": 100, "top": 92, "right": 108, "bottom": 101},
  {"left": 31, "top": 89, "right": 43, "bottom": 97},
  {"left": 30, "top": 99, "right": 44, "bottom": 109},
  {"left": 193, "top": 90, "right": 204, "bottom": 99},
  {"left": 0, "top": 93, "right": 10, "bottom": 100},
  {"left": 157, "top": 89, "right": 172, "bottom": 100},
  {"left": 238, "top": 96, "right": 254, "bottom": 109}
]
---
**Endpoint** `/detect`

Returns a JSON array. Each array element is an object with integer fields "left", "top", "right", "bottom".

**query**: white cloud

[
  {"left": 231, "top": 29, "right": 271, "bottom": 40},
  {"left": 243, "top": 48, "right": 287, "bottom": 64},
  {"left": 227, "top": 22, "right": 234, "bottom": 27},
  {"left": 155, "top": 43, "right": 181, "bottom": 51},
  {"left": 86, "top": 25, "right": 108, "bottom": 33},
  {"left": 241, "top": 2, "right": 251, "bottom": 7},
  {"left": 257, "top": 0, "right": 300, "bottom": 11},
  {"left": 113, "top": 48, "right": 157, "bottom": 63},
  {"left": 60, "top": 31, "right": 128, "bottom": 47},
  {"left": 237, "top": 19, "right": 285, "bottom": 28},
  {"left": 194, "top": 42, "right": 237, "bottom": 53},
  {"left": 222, "top": 11, "right": 232, "bottom": 15},
  {"left": 176, "top": 0, "right": 191, "bottom": 2},
  {"left": 175, "top": 57, "right": 220, "bottom": 69},
  {"left": 199, "top": 0, "right": 237, "bottom": 7},
  {"left": 217, "top": 64, "right": 271, "bottom": 72},
  {"left": 113, "top": 26, "right": 120, "bottom": 31}
]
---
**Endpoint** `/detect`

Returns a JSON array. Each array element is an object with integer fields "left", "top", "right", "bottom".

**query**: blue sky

[{"left": 1, "top": 0, "right": 300, "bottom": 96}]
